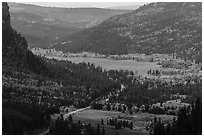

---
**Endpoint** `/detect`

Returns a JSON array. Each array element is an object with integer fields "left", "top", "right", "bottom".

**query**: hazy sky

[{"left": 23, "top": 2, "right": 147, "bottom": 8}]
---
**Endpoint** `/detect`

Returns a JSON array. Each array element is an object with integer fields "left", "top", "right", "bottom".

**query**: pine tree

[
  {"left": 102, "top": 127, "right": 105, "bottom": 135},
  {"left": 68, "top": 114, "right": 73, "bottom": 122},
  {"left": 96, "top": 124, "right": 101, "bottom": 135},
  {"left": 101, "top": 119, "right": 104, "bottom": 125}
]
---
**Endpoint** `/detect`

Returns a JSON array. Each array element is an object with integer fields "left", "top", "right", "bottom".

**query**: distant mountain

[
  {"left": 108, "top": 4, "right": 144, "bottom": 10},
  {"left": 57, "top": 2, "right": 202, "bottom": 63},
  {"left": 8, "top": 2, "right": 131, "bottom": 48}
]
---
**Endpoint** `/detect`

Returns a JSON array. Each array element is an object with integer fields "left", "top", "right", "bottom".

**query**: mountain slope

[
  {"left": 2, "top": 3, "right": 121, "bottom": 134},
  {"left": 8, "top": 2, "right": 131, "bottom": 48},
  {"left": 108, "top": 4, "right": 143, "bottom": 10},
  {"left": 57, "top": 2, "right": 202, "bottom": 63},
  {"left": 3, "top": 2, "right": 48, "bottom": 74}
]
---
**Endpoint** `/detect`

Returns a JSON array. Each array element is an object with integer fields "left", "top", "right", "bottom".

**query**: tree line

[{"left": 153, "top": 97, "right": 202, "bottom": 135}]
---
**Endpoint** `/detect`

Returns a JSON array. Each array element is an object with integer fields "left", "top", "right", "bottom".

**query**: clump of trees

[
  {"left": 49, "top": 115, "right": 106, "bottom": 135},
  {"left": 2, "top": 102, "right": 55, "bottom": 135},
  {"left": 147, "top": 69, "right": 161, "bottom": 75},
  {"left": 107, "top": 118, "right": 133, "bottom": 130},
  {"left": 153, "top": 98, "right": 202, "bottom": 135}
]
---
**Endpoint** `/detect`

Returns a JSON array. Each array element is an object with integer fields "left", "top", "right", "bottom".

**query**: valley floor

[{"left": 67, "top": 109, "right": 176, "bottom": 135}]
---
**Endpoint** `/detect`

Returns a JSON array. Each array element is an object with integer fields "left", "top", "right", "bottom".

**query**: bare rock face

[{"left": 2, "top": 2, "right": 11, "bottom": 30}]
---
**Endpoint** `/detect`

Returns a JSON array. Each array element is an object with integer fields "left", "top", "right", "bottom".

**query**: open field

[
  {"left": 66, "top": 57, "right": 160, "bottom": 75},
  {"left": 50, "top": 56, "right": 161, "bottom": 75},
  {"left": 71, "top": 109, "right": 176, "bottom": 135}
]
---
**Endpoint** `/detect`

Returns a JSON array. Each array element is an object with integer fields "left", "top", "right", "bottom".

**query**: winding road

[
  {"left": 63, "top": 106, "right": 91, "bottom": 120},
  {"left": 39, "top": 106, "right": 91, "bottom": 135}
]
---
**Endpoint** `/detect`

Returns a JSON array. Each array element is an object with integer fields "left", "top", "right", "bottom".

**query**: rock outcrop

[
  {"left": 2, "top": 2, "right": 10, "bottom": 30},
  {"left": 2, "top": 2, "right": 47, "bottom": 74}
]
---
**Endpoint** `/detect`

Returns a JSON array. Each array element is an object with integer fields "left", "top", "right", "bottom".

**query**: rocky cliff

[
  {"left": 2, "top": 2, "right": 10, "bottom": 29},
  {"left": 2, "top": 2, "right": 47, "bottom": 73}
]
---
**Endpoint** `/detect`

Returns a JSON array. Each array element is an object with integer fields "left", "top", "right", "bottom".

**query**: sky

[
  {"left": 22, "top": 2, "right": 147, "bottom": 8},
  {"left": 12, "top": 0, "right": 203, "bottom": 8}
]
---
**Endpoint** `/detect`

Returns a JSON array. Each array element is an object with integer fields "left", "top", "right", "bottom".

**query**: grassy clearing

[
  {"left": 64, "top": 57, "right": 160, "bottom": 75},
  {"left": 72, "top": 109, "right": 175, "bottom": 135}
]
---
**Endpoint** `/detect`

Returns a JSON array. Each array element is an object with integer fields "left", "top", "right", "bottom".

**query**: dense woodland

[
  {"left": 3, "top": 55, "right": 201, "bottom": 134},
  {"left": 153, "top": 97, "right": 202, "bottom": 135},
  {"left": 2, "top": 103, "right": 55, "bottom": 134}
]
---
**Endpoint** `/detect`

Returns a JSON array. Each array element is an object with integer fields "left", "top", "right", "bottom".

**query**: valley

[
  {"left": 2, "top": 2, "right": 202, "bottom": 135},
  {"left": 34, "top": 52, "right": 161, "bottom": 76},
  {"left": 29, "top": 47, "right": 201, "bottom": 134},
  {"left": 32, "top": 48, "right": 202, "bottom": 83}
]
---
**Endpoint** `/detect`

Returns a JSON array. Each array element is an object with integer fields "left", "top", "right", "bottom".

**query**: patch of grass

[
  {"left": 72, "top": 109, "right": 175, "bottom": 135},
  {"left": 64, "top": 57, "right": 160, "bottom": 75}
]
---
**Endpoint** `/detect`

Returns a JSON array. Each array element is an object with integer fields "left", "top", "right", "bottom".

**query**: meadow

[
  {"left": 53, "top": 56, "right": 161, "bottom": 75},
  {"left": 71, "top": 109, "right": 175, "bottom": 135}
]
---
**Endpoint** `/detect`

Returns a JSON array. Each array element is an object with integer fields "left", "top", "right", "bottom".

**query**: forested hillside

[
  {"left": 2, "top": 3, "right": 121, "bottom": 134},
  {"left": 2, "top": 2, "right": 202, "bottom": 135},
  {"left": 57, "top": 2, "right": 201, "bottom": 63},
  {"left": 8, "top": 2, "right": 131, "bottom": 48}
]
